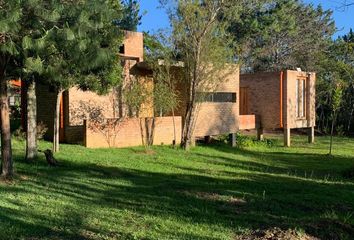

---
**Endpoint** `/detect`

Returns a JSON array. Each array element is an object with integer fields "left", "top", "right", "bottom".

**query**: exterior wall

[
  {"left": 68, "top": 87, "right": 118, "bottom": 126},
  {"left": 284, "top": 70, "right": 316, "bottom": 129},
  {"left": 84, "top": 116, "right": 182, "bottom": 148},
  {"left": 239, "top": 115, "right": 258, "bottom": 130},
  {"left": 174, "top": 65, "right": 240, "bottom": 137},
  {"left": 240, "top": 72, "right": 282, "bottom": 129},
  {"left": 122, "top": 31, "right": 144, "bottom": 62},
  {"left": 195, "top": 67, "right": 240, "bottom": 136},
  {"left": 240, "top": 70, "right": 316, "bottom": 130}
]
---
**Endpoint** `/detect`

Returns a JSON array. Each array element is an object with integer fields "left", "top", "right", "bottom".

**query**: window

[
  {"left": 198, "top": 92, "right": 237, "bottom": 103},
  {"left": 119, "top": 44, "right": 125, "bottom": 54},
  {"left": 296, "top": 79, "right": 306, "bottom": 118}
]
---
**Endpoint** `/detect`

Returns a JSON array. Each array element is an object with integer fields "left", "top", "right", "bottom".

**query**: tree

[
  {"left": 37, "top": 0, "right": 123, "bottom": 152},
  {"left": 162, "top": 0, "right": 235, "bottom": 150},
  {"left": 229, "top": 0, "right": 335, "bottom": 72},
  {"left": 0, "top": 0, "right": 22, "bottom": 178},
  {"left": 316, "top": 30, "right": 354, "bottom": 135},
  {"left": 18, "top": 1, "right": 64, "bottom": 161},
  {"left": 117, "top": 0, "right": 143, "bottom": 31},
  {"left": 329, "top": 80, "right": 344, "bottom": 155}
]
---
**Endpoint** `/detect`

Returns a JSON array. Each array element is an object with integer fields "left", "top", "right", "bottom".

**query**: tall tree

[
  {"left": 316, "top": 30, "right": 354, "bottom": 135},
  {"left": 229, "top": 0, "right": 335, "bottom": 72},
  {"left": 42, "top": 0, "right": 123, "bottom": 152},
  {"left": 162, "top": 0, "right": 236, "bottom": 150},
  {"left": 0, "top": 0, "right": 22, "bottom": 178},
  {"left": 117, "top": 0, "right": 142, "bottom": 31},
  {"left": 19, "top": 0, "right": 63, "bottom": 161}
]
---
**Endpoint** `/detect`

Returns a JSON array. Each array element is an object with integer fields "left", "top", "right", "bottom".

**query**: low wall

[
  {"left": 84, "top": 116, "right": 182, "bottom": 148},
  {"left": 239, "top": 115, "right": 258, "bottom": 130}
]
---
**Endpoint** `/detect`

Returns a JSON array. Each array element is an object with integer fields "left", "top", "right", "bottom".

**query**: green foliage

[
  {"left": 167, "top": 0, "right": 236, "bottom": 89},
  {"left": 153, "top": 80, "right": 178, "bottom": 116},
  {"left": 228, "top": 0, "right": 335, "bottom": 72},
  {"left": 316, "top": 29, "right": 354, "bottom": 135},
  {"left": 14, "top": 0, "right": 124, "bottom": 92},
  {"left": 162, "top": 0, "right": 239, "bottom": 149},
  {"left": 124, "top": 80, "right": 149, "bottom": 116},
  {"left": 117, "top": 0, "right": 142, "bottom": 31},
  {"left": 235, "top": 133, "right": 276, "bottom": 148}
]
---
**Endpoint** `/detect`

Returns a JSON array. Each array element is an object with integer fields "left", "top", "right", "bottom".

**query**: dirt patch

[
  {"left": 307, "top": 219, "right": 354, "bottom": 240},
  {"left": 132, "top": 149, "right": 156, "bottom": 155},
  {"left": 181, "top": 191, "right": 246, "bottom": 204},
  {"left": 235, "top": 228, "right": 319, "bottom": 240}
]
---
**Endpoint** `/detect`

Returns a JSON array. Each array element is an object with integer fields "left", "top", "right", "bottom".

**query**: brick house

[
  {"left": 33, "top": 31, "right": 316, "bottom": 148},
  {"left": 240, "top": 71, "right": 316, "bottom": 146}
]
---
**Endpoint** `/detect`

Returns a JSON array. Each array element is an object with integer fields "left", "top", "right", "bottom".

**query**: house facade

[
  {"left": 240, "top": 71, "right": 316, "bottom": 146},
  {"left": 34, "top": 31, "right": 316, "bottom": 148}
]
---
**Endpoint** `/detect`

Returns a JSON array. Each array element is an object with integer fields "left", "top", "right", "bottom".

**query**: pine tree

[
  {"left": 118, "top": 0, "right": 142, "bottom": 31},
  {"left": 0, "top": 0, "right": 22, "bottom": 178},
  {"left": 229, "top": 0, "right": 335, "bottom": 72},
  {"left": 37, "top": 0, "right": 123, "bottom": 152}
]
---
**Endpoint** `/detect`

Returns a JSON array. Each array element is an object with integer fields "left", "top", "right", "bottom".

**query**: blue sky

[{"left": 138, "top": 0, "right": 354, "bottom": 38}]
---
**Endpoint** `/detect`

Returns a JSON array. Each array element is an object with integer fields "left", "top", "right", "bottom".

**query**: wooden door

[{"left": 240, "top": 87, "right": 249, "bottom": 115}]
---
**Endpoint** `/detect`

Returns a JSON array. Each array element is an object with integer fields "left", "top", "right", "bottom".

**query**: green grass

[{"left": 1, "top": 136, "right": 353, "bottom": 240}]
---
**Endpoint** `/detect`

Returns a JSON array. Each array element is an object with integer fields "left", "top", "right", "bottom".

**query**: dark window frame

[{"left": 198, "top": 92, "right": 237, "bottom": 103}]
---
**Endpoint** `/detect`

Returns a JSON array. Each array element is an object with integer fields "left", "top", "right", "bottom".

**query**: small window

[
  {"left": 119, "top": 44, "right": 125, "bottom": 54},
  {"left": 296, "top": 79, "right": 306, "bottom": 118},
  {"left": 198, "top": 92, "right": 236, "bottom": 103}
]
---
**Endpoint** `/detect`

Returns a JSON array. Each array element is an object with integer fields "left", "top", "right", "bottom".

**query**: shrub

[
  {"left": 235, "top": 133, "right": 277, "bottom": 148},
  {"left": 37, "top": 122, "right": 48, "bottom": 140},
  {"left": 12, "top": 122, "right": 48, "bottom": 140}
]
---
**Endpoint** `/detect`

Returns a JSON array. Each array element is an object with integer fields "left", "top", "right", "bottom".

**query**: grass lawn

[{"left": 0, "top": 136, "right": 353, "bottom": 240}]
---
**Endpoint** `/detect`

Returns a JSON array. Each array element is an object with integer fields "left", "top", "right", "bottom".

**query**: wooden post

[
  {"left": 308, "top": 126, "right": 315, "bottom": 144},
  {"left": 229, "top": 133, "right": 237, "bottom": 147},
  {"left": 257, "top": 128, "right": 264, "bottom": 141},
  {"left": 284, "top": 128, "right": 291, "bottom": 147}
]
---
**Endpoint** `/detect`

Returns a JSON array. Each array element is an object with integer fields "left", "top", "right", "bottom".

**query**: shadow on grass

[{"left": 1, "top": 142, "right": 354, "bottom": 240}]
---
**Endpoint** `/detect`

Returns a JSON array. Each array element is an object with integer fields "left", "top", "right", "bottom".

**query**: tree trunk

[
  {"left": 171, "top": 109, "right": 177, "bottom": 148},
  {"left": 329, "top": 111, "right": 337, "bottom": 155},
  {"left": 138, "top": 117, "right": 146, "bottom": 148},
  {"left": 181, "top": 101, "right": 197, "bottom": 151},
  {"left": 347, "top": 105, "right": 354, "bottom": 132},
  {"left": 26, "top": 80, "right": 37, "bottom": 161},
  {"left": 0, "top": 75, "right": 13, "bottom": 178},
  {"left": 146, "top": 117, "right": 156, "bottom": 146},
  {"left": 53, "top": 90, "right": 63, "bottom": 153}
]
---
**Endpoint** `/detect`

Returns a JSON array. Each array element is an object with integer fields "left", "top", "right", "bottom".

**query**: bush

[
  {"left": 235, "top": 133, "right": 276, "bottom": 148},
  {"left": 12, "top": 122, "right": 48, "bottom": 140},
  {"left": 13, "top": 127, "right": 26, "bottom": 140},
  {"left": 37, "top": 122, "right": 48, "bottom": 140},
  {"left": 235, "top": 133, "right": 254, "bottom": 148}
]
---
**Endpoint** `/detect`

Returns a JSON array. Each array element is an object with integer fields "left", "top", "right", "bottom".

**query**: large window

[
  {"left": 198, "top": 92, "right": 237, "bottom": 103},
  {"left": 296, "top": 79, "right": 306, "bottom": 118}
]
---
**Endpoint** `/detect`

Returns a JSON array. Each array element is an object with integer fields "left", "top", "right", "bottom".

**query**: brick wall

[
  {"left": 174, "top": 65, "right": 240, "bottom": 137},
  {"left": 240, "top": 70, "right": 316, "bottom": 130},
  {"left": 84, "top": 116, "right": 182, "bottom": 148},
  {"left": 122, "top": 31, "right": 144, "bottom": 62},
  {"left": 284, "top": 70, "right": 316, "bottom": 129},
  {"left": 239, "top": 115, "right": 258, "bottom": 130},
  {"left": 240, "top": 72, "right": 281, "bottom": 129}
]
